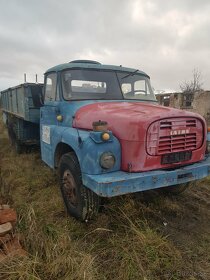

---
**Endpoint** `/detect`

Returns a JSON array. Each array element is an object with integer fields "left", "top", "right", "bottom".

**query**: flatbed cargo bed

[
  {"left": 1, "top": 83, "right": 43, "bottom": 151},
  {"left": 1, "top": 83, "right": 43, "bottom": 123}
]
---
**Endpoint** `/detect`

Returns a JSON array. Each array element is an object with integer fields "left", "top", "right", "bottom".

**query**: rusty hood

[{"left": 72, "top": 101, "right": 203, "bottom": 141}]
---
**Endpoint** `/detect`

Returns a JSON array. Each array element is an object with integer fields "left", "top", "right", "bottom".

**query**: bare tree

[{"left": 180, "top": 69, "right": 203, "bottom": 94}]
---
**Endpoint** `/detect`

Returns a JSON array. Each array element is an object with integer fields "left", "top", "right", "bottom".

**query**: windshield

[{"left": 62, "top": 69, "right": 156, "bottom": 101}]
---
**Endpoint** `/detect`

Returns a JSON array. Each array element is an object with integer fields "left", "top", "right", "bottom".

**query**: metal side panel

[
  {"left": 16, "top": 87, "right": 26, "bottom": 118},
  {"left": 1, "top": 84, "right": 43, "bottom": 123},
  {"left": 11, "top": 89, "right": 17, "bottom": 114}
]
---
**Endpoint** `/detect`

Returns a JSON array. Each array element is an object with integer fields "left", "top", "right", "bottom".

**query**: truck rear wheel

[
  {"left": 8, "top": 123, "right": 16, "bottom": 146},
  {"left": 8, "top": 124, "right": 24, "bottom": 154},
  {"left": 159, "top": 182, "right": 190, "bottom": 195},
  {"left": 59, "top": 152, "right": 100, "bottom": 221},
  {"left": 14, "top": 140, "right": 24, "bottom": 154}
]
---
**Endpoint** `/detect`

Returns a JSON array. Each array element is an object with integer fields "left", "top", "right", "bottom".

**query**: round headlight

[{"left": 100, "top": 152, "right": 116, "bottom": 169}]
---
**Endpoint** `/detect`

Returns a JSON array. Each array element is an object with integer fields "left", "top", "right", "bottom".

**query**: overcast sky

[{"left": 0, "top": 0, "right": 210, "bottom": 92}]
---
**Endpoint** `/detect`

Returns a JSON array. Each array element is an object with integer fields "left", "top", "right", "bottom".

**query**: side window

[{"left": 45, "top": 73, "right": 57, "bottom": 101}]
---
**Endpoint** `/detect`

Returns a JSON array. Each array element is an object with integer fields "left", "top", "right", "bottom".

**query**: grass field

[{"left": 0, "top": 117, "right": 210, "bottom": 280}]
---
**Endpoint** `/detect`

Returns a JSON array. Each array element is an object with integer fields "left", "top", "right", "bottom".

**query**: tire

[
  {"left": 15, "top": 140, "right": 24, "bottom": 154},
  {"left": 7, "top": 124, "right": 16, "bottom": 146},
  {"left": 59, "top": 152, "right": 100, "bottom": 221},
  {"left": 8, "top": 124, "right": 24, "bottom": 154},
  {"left": 159, "top": 182, "right": 191, "bottom": 195}
]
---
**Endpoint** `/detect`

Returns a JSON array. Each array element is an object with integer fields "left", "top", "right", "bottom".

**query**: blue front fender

[{"left": 52, "top": 128, "right": 121, "bottom": 174}]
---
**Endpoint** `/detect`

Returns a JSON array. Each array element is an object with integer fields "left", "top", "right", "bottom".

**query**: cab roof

[{"left": 45, "top": 60, "right": 150, "bottom": 78}]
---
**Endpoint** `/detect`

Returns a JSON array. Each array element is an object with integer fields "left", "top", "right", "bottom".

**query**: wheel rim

[{"left": 62, "top": 170, "right": 78, "bottom": 207}]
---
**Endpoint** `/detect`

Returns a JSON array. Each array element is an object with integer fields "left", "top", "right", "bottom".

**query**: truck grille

[
  {"left": 147, "top": 118, "right": 203, "bottom": 156},
  {"left": 158, "top": 133, "right": 196, "bottom": 154}
]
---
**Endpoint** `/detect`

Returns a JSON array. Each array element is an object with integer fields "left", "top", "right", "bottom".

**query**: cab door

[{"left": 40, "top": 72, "right": 60, "bottom": 167}]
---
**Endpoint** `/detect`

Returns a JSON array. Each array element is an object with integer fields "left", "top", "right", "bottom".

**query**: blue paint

[
  {"left": 45, "top": 62, "right": 150, "bottom": 79},
  {"left": 40, "top": 122, "right": 121, "bottom": 174},
  {"left": 89, "top": 131, "right": 113, "bottom": 143},
  {"left": 82, "top": 155, "right": 210, "bottom": 197},
  {"left": 1, "top": 83, "right": 43, "bottom": 124},
  {"left": 1, "top": 83, "right": 42, "bottom": 145},
  {"left": 40, "top": 99, "right": 122, "bottom": 174}
]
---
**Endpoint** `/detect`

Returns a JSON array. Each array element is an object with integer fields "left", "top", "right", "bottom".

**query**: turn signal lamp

[
  {"left": 207, "top": 127, "right": 210, "bottom": 133},
  {"left": 101, "top": 132, "right": 110, "bottom": 141},
  {"left": 57, "top": 115, "right": 63, "bottom": 122}
]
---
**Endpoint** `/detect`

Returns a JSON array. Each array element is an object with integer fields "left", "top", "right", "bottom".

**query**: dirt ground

[{"left": 136, "top": 182, "right": 210, "bottom": 279}]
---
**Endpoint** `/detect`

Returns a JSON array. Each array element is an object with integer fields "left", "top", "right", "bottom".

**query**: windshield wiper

[{"left": 121, "top": 69, "right": 139, "bottom": 79}]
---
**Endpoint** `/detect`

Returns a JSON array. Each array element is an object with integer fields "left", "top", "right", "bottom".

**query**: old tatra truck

[{"left": 1, "top": 60, "right": 210, "bottom": 221}]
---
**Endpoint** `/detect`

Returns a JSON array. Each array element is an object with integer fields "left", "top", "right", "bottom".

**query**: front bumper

[{"left": 82, "top": 155, "right": 210, "bottom": 197}]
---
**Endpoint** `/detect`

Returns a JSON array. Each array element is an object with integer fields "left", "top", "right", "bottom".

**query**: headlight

[{"left": 100, "top": 152, "right": 116, "bottom": 169}]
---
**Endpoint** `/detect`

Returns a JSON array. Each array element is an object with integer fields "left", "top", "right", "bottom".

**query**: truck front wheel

[
  {"left": 59, "top": 152, "right": 100, "bottom": 221},
  {"left": 159, "top": 182, "right": 190, "bottom": 195}
]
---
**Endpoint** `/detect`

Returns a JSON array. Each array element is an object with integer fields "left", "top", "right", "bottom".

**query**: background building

[{"left": 156, "top": 91, "right": 210, "bottom": 125}]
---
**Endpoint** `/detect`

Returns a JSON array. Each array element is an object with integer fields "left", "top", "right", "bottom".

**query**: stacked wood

[{"left": 0, "top": 205, "right": 27, "bottom": 261}]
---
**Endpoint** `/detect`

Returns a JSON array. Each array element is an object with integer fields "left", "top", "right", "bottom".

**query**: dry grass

[{"left": 0, "top": 115, "right": 210, "bottom": 280}]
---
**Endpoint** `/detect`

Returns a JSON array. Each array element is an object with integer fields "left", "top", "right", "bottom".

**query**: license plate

[{"left": 161, "top": 151, "right": 192, "bottom": 165}]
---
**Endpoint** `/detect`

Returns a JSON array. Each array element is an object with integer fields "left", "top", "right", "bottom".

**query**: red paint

[
  {"left": 147, "top": 118, "right": 203, "bottom": 155},
  {"left": 73, "top": 102, "right": 206, "bottom": 172}
]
